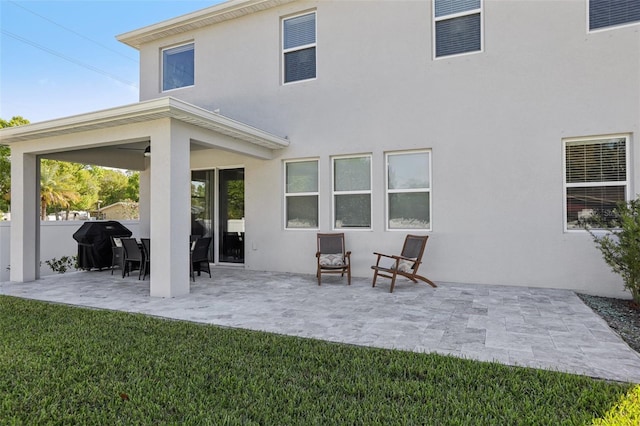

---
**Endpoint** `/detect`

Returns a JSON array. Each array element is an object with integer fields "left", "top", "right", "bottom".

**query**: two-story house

[{"left": 1, "top": 0, "right": 638, "bottom": 298}]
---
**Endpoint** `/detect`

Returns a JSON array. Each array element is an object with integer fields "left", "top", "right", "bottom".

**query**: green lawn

[{"left": 0, "top": 295, "right": 633, "bottom": 425}]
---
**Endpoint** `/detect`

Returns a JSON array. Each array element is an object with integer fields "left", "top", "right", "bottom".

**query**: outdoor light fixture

[{"left": 143, "top": 146, "right": 151, "bottom": 157}]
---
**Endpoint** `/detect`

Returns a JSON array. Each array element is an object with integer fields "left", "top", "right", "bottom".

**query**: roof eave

[
  {"left": 117, "top": 0, "right": 298, "bottom": 49},
  {"left": 0, "top": 97, "right": 290, "bottom": 150}
]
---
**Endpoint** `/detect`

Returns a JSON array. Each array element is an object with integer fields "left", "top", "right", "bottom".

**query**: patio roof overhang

[{"left": 0, "top": 97, "right": 290, "bottom": 169}]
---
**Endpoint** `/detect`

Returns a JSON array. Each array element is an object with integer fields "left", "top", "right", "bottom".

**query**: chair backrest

[
  {"left": 317, "top": 233, "right": 345, "bottom": 255},
  {"left": 192, "top": 237, "right": 212, "bottom": 262},
  {"left": 141, "top": 238, "right": 150, "bottom": 261},
  {"left": 400, "top": 235, "right": 429, "bottom": 266},
  {"left": 121, "top": 238, "right": 143, "bottom": 261}
]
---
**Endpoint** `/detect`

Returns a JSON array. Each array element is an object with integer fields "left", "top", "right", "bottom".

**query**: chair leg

[
  {"left": 317, "top": 269, "right": 321, "bottom": 286},
  {"left": 389, "top": 271, "right": 398, "bottom": 293},
  {"left": 347, "top": 267, "right": 351, "bottom": 286},
  {"left": 372, "top": 270, "right": 378, "bottom": 287}
]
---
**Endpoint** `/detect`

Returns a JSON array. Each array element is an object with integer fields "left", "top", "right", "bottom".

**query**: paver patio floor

[{"left": 2, "top": 268, "right": 639, "bottom": 383}]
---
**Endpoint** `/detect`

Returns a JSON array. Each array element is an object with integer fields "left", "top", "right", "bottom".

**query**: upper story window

[
  {"left": 564, "top": 135, "right": 629, "bottom": 231},
  {"left": 332, "top": 155, "right": 372, "bottom": 229},
  {"left": 285, "top": 159, "right": 319, "bottom": 229},
  {"left": 162, "top": 43, "right": 194, "bottom": 91},
  {"left": 433, "top": 0, "right": 482, "bottom": 58},
  {"left": 589, "top": 0, "right": 640, "bottom": 31},
  {"left": 282, "top": 12, "right": 316, "bottom": 84},
  {"left": 386, "top": 150, "right": 432, "bottom": 231}
]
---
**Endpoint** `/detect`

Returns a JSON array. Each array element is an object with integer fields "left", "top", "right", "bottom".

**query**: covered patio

[
  {"left": 0, "top": 97, "right": 289, "bottom": 297},
  {"left": 1, "top": 268, "right": 639, "bottom": 383}
]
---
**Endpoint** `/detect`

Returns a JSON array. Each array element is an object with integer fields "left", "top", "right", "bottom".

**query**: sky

[{"left": 0, "top": 0, "right": 224, "bottom": 123}]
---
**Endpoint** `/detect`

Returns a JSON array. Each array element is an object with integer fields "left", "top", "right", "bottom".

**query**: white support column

[
  {"left": 10, "top": 150, "right": 39, "bottom": 282},
  {"left": 149, "top": 120, "right": 191, "bottom": 297},
  {"left": 138, "top": 165, "right": 151, "bottom": 237}
]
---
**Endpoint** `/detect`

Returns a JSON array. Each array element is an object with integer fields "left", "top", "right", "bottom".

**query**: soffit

[
  {"left": 0, "top": 97, "right": 290, "bottom": 150},
  {"left": 117, "top": 0, "right": 298, "bottom": 49}
]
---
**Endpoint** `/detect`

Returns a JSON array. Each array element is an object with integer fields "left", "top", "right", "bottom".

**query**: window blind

[
  {"left": 284, "top": 13, "right": 316, "bottom": 49},
  {"left": 435, "top": 0, "right": 481, "bottom": 18},
  {"left": 436, "top": 13, "right": 481, "bottom": 57},
  {"left": 590, "top": 0, "right": 640, "bottom": 30},
  {"left": 565, "top": 138, "right": 626, "bottom": 183}
]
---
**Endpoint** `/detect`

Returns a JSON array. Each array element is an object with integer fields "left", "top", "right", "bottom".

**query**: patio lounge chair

[
  {"left": 191, "top": 237, "right": 212, "bottom": 281},
  {"left": 371, "top": 234, "right": 436, "bottom": 293},
  {"left": 316, "top": 233, "right": 351, "bottom": 286},
  {"left": 121, "top": 237, "right": 143, "bottom": 280}
]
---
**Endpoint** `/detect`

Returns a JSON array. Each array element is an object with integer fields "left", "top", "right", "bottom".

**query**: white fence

[{"left": 0, "top": 220, "right": 140, "bottom": 281}]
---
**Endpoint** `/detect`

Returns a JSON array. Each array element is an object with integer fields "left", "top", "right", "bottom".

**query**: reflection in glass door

[
  {"left": 191, "top": 170, "right": 214, "bottom": 261},
  {"left": 219, "top": 168, "right": 244, "bottom": 264}
]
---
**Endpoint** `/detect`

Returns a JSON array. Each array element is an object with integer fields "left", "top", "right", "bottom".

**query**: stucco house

[{"left": 0, "top": 0, "right": 638, "bottom": 299}]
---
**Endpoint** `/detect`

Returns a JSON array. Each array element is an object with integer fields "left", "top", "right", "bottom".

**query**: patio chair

[
  {"left": 191, "top": 237, "right": 212, "bottom": 281},
  {"left": 140, "top": 238, "right": 150, "bottom": 280},
  {"left": 371, "top": 234, "right": 436, "bottom": 293},
  {"left": 316, "top": 233, "right": 351, "bottom": 286},
  {"left": 121, "top": 237, "right": 143, "bottom": 280},
  {"left": 110, "top": 236, "right": 123, "bottom": 275}
]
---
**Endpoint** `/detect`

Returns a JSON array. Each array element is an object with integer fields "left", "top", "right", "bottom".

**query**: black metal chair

[
  {"left": 140, "top": 238, "right": 150, "bottom": 280},
  {"left": 121, "top": 237, "right": 143, "bottom": 279},
  {"left": 190, "top": 237, "right": 212, "bottom": 281},
  {"left": 110, "top": 236, "right": 123, "bottom": 275}
]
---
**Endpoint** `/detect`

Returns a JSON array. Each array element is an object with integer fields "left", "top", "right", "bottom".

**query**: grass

[{"left": 0, "top": 295, "right": 634, "bottom": 425}]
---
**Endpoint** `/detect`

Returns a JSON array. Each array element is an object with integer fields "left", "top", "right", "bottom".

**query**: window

[
  {"left": 285, "top": 160, "right": 319, "bottom": 229},
  {"left": 162, "top": 43, "right": 194, "bottom": 91},
  {"left": 433, "top": 0, "right": 482, "bottom": 58},
  {"left": 282, "top": 12, "right": 316, "bottom": 83},
  {"left": 386, "top": 151, "right": 432, "bottom": 230},
  {"left": 564, "top": 135, "right": 629, "bottom": 230},
  {"left": 333, "top": 155, "right": 372, "bottom": 229},
  {"left": 589, "top": 0, "right": 640, "bottom": 31}
]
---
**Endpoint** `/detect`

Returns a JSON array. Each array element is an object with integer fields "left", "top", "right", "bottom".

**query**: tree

[
  {"left": 0, "top": 116, "right": 30, "bottom": 212},
  {"left": 585, "top": 197, "right": 640, "bottom": 305},
  {"left": 40, "top": 160, "right": 80, "bottom": 220}
]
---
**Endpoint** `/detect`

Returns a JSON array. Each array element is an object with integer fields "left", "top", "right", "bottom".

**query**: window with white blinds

[
  {"left": 434, "top": 0, "right": 482, "bottom": 58},
  {"left": 282, "top": 12, "right": 316, "bottom": 84},
  {"left": 589, "top": 0, "right": 640, "bottom": 31},
  {"left": 285, "top": 159, "right": 319, "bottom": 229},
  {"left": 386, "top": 151, "right": 432, "bottom": 231},
  {"left": 332, "top": 155, "right": 372, "bottom": 229},
  {"left": 564, "top": 135, "right": 629, "bottom": 230}
]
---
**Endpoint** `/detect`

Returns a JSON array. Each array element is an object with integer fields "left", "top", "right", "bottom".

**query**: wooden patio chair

[
  {"left": 191, "top": 237, "right": 212, "bottom": 281},
  {"left": 121, "top": 237, "right": 143, "bottom": 280},
  {"left": 316, "top": 233, "right": 351, "bottom": 286},
  {"left": 371, "top": 234, "right": 436, "bottom": 293}
]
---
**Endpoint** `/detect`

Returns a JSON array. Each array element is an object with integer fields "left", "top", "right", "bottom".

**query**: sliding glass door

[
  {"left": 218, "top": 168, "right": 244, "bottom": 264},
  {"left": 191, "top": 168, "right": 245, "bottom": 264}
]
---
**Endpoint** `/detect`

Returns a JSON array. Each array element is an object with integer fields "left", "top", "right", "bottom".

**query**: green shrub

[
  {"left": 584, "top": 197, "right": 640, "bottom": 305},
  {"left": 44, "top": 255, "right": 77, "bottom": 274}
]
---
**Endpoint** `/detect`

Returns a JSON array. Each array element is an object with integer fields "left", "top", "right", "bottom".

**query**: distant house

[
  {"left": 1, "top": 0, "right": 638, "bottom": 299},
  {"left": 96, "top": 201, "right": 139, "bottom": 221}
]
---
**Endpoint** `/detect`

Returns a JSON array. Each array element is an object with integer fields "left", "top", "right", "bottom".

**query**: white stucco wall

[{"left": 140, "top": 0, "right": 638, "bottom": 298}]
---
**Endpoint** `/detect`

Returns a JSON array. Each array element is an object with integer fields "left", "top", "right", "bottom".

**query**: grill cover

[{"left": 73, "top": 221, "right": 132, "bottom": 270}]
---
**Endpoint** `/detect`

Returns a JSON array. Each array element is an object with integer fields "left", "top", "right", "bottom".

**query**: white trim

[
  {"left": 331, "top": 154, "right": 373, "bottom": 231},
  {"left": 283, "top": 158, "right": 320, "bottom": 230},
  {"left": 432, "top": 0, "right": 484, "bottom": 60},
  {"left": 562, "top": 133, "right": 631, "bottom": 233},
  {"left": 281, "top": 10, "right": 317, "bottom": 85},
  {"left": 385, "top": 149, "right": 433, "bottom": 232}
]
